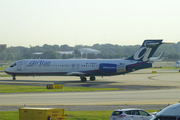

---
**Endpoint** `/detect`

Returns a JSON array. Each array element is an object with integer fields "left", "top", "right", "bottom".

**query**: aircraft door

[
  {"left": 17, "top": 61, "right": 22, "bottom": 71},
  {"left": 17, "top": 61, "right": 26, "bottom": 71}
]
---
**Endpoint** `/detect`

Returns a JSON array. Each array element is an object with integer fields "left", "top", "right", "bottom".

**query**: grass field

[
  {"left": 0, "top": 67, "right": 6, "bottom": 71},
  {"left": 149, "top": 66, "right": 175, "bottom": 69},
  {"left": 0, "top": 110, "right": 157, "bottom": 120},
  {"left": 0, "top": 84, "right": 121, "bottom": 93}
]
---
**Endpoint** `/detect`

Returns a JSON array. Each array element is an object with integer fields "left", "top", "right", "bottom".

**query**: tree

[
  {"left": 87, "top": 53, "right": 97, "bottom": 59},
  {"left": 73, "top": 49, "right": 81, "bottom": 58},
  {"left": 82, "top": 53, "right": 87, "bottom": 58},
  {"left": 0, "top": 52, "right": 7, "bottom": 61},
  {"left": 7, "top": 53, "right": 15, "bottom": 61},
  {"left": 41, "top": 50, "right": 59, "bottom": 59},
  {"left": 67, "top": 54, "right": 73, "bottom": 59},
  {"left": 97, "top": 53, "right": 103, "bottom": 59},
  {"left": 23, "top": 52, "right": 33, "bottom": 59},
  {"left": 62, "top": 54, "right": 68, "bottom": 59}
]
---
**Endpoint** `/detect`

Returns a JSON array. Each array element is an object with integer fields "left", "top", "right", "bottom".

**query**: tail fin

[{"left": 126, "top": 39, "right": 163, "bottom": 62}]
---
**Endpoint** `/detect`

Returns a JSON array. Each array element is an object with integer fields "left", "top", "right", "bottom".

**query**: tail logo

[{"left": 133, "top": 47, "right": 152, "bottom": 61}]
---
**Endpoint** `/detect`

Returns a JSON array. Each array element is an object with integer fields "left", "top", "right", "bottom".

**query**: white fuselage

[
  {"left": 174, "top": 61, "right": 180, "bottom": 69},
  {"left": 5, "top": 39, "right": 164, "bottom": 81},
  {"left": 5, "top": 59, "right": 142, "bottom": 77}
]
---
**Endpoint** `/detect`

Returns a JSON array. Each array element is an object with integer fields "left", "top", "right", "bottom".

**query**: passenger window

[
  {"left": 125, "top": 111, "right": 131, "bottom": 115},
  {"left": 131, "top": 110, "right": 139, "bottom": 115},
  {"left": 139, "top": 110, "right": 149, "bottom": 116},
  {"left": 111, "top": 111, "right": 122, "bottom": 116}
]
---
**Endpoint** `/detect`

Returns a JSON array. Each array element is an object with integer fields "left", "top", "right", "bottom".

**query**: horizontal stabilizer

[
  {"left": 162, "top": 42, "right": 175, "bottom": 44},
  {"left": 145, "top": 42, "right": 161, "bottom": 47}
]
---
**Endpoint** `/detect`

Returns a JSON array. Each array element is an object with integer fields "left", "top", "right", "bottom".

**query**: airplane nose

[{"left": 4, "top": 67, "right": 9, "bottom": 73}]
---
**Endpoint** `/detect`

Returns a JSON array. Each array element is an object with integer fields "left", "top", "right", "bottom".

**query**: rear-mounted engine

[{"left": 99, "top": 63, "right": 126, "bottom": 73}]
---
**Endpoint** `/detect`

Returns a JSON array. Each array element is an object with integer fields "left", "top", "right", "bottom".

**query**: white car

[
  {"left": 110, "top": 108, "right": 153, "bottom": 120},
  {"left": 150, "top": 103, "right": 180, "bottom": 120}
]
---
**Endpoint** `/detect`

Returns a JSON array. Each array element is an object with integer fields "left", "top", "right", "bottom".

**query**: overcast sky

[{"left": 0, "top": 0, "right": 180, "bottom": 47}]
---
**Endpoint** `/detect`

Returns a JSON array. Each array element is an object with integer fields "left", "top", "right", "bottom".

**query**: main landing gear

[
  {"left": 80, "top": 76, "right": 96, "bottom": 82},
  {"left": 90, "top": 76, "right": 96, "bottom": 81},
  {"left": 12, "top": 75, "right": 16, "bottom": 80},
  {"left": 80, "top": 76, "right": 87, "bottom": 82}
]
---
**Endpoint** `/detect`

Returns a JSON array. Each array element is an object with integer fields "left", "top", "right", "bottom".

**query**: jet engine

[{"left": 99, "top": 63, "right": 126, "bottom": 73}]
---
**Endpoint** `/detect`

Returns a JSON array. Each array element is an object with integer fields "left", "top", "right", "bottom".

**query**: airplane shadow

[
  {"left": 0, "top": 79, "right": 118, "bottom": 88},
  {"left": 0, "top": 79, "right": 174, "bottom": 90}
]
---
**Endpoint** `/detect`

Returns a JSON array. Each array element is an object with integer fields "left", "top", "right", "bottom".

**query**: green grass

[
  {"left": 0, "top": 75, "right": 11, "bottom": 77},
  {"left": 0, "top": 111, "right": 19, "bottom": 120},
  {"left": 149, "top": 66, "right": 175, "bottom": 69},
  {"left": 0, "top": 84, "right": 121, "bottom": 93},
  {"left": 0, "top": 67, "right": 6, "bottom": 71},
  {"left": 0, "top": 110, "right": 157, "bottom": 120}
]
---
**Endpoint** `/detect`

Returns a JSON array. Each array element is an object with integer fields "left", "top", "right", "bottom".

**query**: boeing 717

[{"left": 5, "top": 39, "right": 166, "bottom": 82}]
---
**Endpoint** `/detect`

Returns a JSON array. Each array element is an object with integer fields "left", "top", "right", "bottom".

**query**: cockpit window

[{"left": 10, "top": 63, "right": 16, "bottom": 67}]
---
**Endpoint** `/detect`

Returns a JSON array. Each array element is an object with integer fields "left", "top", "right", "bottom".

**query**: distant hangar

[{"left": 33, "top": 48, "right": 101, "bottom": 56}]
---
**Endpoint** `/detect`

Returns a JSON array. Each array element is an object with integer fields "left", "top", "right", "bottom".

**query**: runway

[
  {"left": 1, "top": 68, "right": 180, "bottom": 111},
  {"left": 1, "top": 89, "right": 180, "bottom": 106}
]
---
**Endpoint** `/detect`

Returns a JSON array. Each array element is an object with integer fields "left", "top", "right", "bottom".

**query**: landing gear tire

[
  {"left": 81, "top": 77, "right": 87, "bottom": 82},
  {"left": 12, "top": 76, "right": 16, "bottom": 80},
  {"left": 90, "top": 76, "right": 96, "bottom": 81}
]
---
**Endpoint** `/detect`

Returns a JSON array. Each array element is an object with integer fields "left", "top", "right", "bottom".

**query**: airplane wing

[{"left": 66, "top": 72, "right": 85, "bottom": 76}]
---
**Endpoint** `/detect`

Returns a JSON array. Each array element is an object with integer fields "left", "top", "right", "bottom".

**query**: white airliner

[
  {"left": 173, "top": 61, "right": 180, "bottom": 69},
  {"left": 5, "top": 40, "right": 167, "bottom": 82},
  {"left": 149, "top": 50, "right": 165, "bottom": 63}
]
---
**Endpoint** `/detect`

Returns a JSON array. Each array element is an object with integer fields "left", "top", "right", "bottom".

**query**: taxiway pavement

[{"left": 0, "top": 68, "right": 180, "bottom": 111}]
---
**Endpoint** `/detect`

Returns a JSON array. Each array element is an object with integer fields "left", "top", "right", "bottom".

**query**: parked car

[
  {"left": 110, "top": 108, "right": 153, "bottom": 120},
  {"left": 150, "top": 103, "right": 180, "bottom": 120}
]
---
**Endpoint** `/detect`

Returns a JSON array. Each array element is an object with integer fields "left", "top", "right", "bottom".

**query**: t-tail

[{"left": 126, "top": 39, "right": 163, "bottom": 62}]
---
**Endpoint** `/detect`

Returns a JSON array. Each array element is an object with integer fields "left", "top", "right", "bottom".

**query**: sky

[{"left": 0, "top": 0, "right": 180, "bottom": 47}]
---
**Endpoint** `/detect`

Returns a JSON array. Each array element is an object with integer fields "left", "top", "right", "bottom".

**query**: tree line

[{"left": 1, "top": 42, "right": 180, "bottom": 61}]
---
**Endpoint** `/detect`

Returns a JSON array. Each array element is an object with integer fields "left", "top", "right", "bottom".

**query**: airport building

[
  {"left": 56, "top": 51, "right": 74, "bottom": 55},
  {"left": 56, "top": 48, "right": 101, "bottom": 55},
  {"left": 0, "top": 44, "right": 7, "bottom": 51},
  {"left": 79, "top": 48, "right": 101, "bottom": 55},
  {"left": 33, "top": 48, "right": 101, "bottom": 58}
]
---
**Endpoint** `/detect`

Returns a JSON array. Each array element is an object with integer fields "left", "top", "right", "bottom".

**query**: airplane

[
  {"left": 5, "top": 39, "right": 168, "bottom": 82},
  {"left": 149, "top": 50, "right": 165, "bottom": 63},
  {"left": 173, "top": 61, "right": 180, "bottom": 69},
  {"left": 0, "top": 62, "right": 11, "bottom": 67}
]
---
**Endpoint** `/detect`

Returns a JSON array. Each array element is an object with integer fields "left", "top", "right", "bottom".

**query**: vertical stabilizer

[{"left": 126, "top": 40, "right": 163, "bottom": 62}]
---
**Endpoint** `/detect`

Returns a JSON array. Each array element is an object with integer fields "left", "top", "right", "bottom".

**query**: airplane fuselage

[
  {"left": 5, "top": 59, "right": 151, "bottom": 80},
  {"left": 5, "top": 39, "right": 165, "bottom": 82}
]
